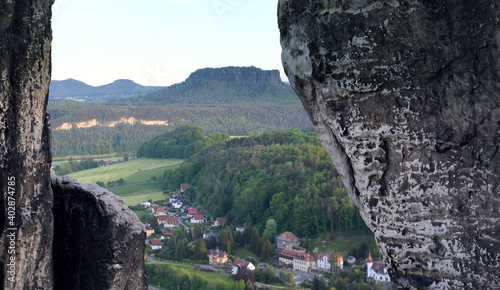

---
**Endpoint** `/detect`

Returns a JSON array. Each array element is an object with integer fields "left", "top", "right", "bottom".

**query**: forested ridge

[
  {"left": 137, "top": 125, "right": 230, "bottom": 159},
  {"left": 162, "top": 129, "right": 370, "bottom": 238},
  {"left": 48, "top": 102, "right": 311, "bottom": 157},
  {"left": 48, "top": 66, "right": 312, "bottom": 157}
]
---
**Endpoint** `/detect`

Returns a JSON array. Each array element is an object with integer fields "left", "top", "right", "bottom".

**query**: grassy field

[
  {"left": 147, "top": 262, "right": 236, "bottom": 289},
  {"left": 233, "top": 247, "right": 257, "bottom": 259},
  {"left": 124, "top": 164, "right": 182, "bottom": 184},
  {"left": 68, "top": 158, "right": 183, "bottom": 184},
  {"left": 108, "top": 183, "right": 167, "bottom": 206}
]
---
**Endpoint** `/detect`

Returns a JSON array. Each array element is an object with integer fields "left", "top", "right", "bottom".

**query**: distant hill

[
  {"left": 49, "top": 79, "right": 165, "bottom": 103},
  {"left": 114, "top": 66, "right": 299, "bottom": 105}
]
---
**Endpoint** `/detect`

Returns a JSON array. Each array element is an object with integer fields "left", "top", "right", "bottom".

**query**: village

[{"left": 139, "top": 183, "right": 395, "bottom": 289}]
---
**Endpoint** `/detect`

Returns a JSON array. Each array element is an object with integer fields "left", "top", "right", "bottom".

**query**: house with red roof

[
  {"left": 215, "top": 217, "right": 226, "bottom": 227},
  {"left": 191, "top": 214, "right": 205, "bottom": 224},
  {"left": 179, "top": 183, "right": 190, "bottom": 192},
  {"left": 162, "top": 231, "right": 174, "bottom": 239},
  {"left": 208, "top": 249, "right": 229, "bottom": 265},
  {"left": 279, "top": 249, "right": 300, "bottom": 267},
  {"left": 149, "top": 239, "right": 163, "bottom": 250},
  {"left": 293, "top": 252, "right": 316, "bottom": 273},
  {"left": 164, "top": 217, "right": 179, "bottom": 228},
  {"left": 187, "top": 208, "right": 198, "bottom": 217},
  {"left": 152, "top": 206, "right": 167, "bottom": 216},
  {"left": 276, "top": 231, "right": 300, "bottom": 250},
  {"left": 157, "top": 215, "right": 168, "bottom": 225}
]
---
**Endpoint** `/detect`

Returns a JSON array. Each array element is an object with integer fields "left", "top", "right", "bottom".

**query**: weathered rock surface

[
  {"left": 0, "top": 0, "right": 54, "bottom": 288},
  {"left": 279, "top": 0, "right": 499, "bottom": 288},
  {"left": 52, "top": 176, "right": 147, "bottom": 290},
  {"left": 0, "top": 1, "right": 147, "bottom": 289}
]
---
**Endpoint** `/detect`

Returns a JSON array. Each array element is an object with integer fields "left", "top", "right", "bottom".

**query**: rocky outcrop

[
  {"left": 51, "top": 176, "right": 147, "bottom": 290},
  {"left": 279, "top": 0, "right": 499, "bottom": 289},
  {"left": 0, "top": 0, "right": 54, "bottom": 288},
  {"left": 188, "top": 66, "right": 283, "bottom": 85},
  {"left": 0, "top": 1, "right": 146, "bottom": 289}
]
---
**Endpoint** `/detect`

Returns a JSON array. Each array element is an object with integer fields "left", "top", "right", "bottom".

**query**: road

[{"left": 177, "top": 217, "right": 189, "bottom": 229}]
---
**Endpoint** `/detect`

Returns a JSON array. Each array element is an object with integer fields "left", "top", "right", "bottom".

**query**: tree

[
  {"left": 311, "top": 275, "right": 327, "bottom": 290},
  {"left": 174, "top": 241, "right": 186, "bottom": 260},
  {"left": 205, "top": 236, "right": 218, "bottom": 250},
  {"left": 260, "top": 239, "right": 273, "bottom": 261},
  {"left": 219, "top": 229, "right": 235, "bottom": 255},
  {"left": 234, "top": 268, "right": 255, "bottom": 284},
  {"left": 287, "top": 272, "right": 294, "bottom": 285},
  {"left": 212, "top": 206, "right": 223, "bottom": 220},
  {"left": 249, "top": 227, "right": 260, "bottom": 253},
  {"left": 262, "top": 218, "right": 278, "bottom": 242},
  {"left": 193, "top": 238, "right": 208, "bottom": 260}
]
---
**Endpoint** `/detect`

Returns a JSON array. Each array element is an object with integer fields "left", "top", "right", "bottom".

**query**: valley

[{"left": 49, "top": 66, "right": 389, "bottom": 289}]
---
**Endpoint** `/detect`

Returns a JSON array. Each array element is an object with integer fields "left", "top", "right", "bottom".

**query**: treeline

[
  {"left": 163, "top": 129, "right": 370, "bottom": 238},
  {"left": 53, "top": 158, "right": 98, "bottom": 175},
  {"left": 137, "top": 125, "right": 230, "bottom": 159}
]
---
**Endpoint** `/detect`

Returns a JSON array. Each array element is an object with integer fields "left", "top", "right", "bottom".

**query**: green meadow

[
  {"left": 107, "top": 183, "right": 167, "bottom": 206},
  {"left": 68, "top": 158, "right": 183, "bottom": 184},
  {"left": 65, "top": 158, "right": 184, "bottom": 206}
]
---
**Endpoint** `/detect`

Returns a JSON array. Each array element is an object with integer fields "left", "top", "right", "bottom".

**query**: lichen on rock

[{"left": 279, "top": 0, "right": 500, "bottom": 288}]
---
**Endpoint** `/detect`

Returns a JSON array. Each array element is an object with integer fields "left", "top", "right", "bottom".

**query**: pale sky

[{"left": 51, "top": 0, "right": 285, "bottom": 86}]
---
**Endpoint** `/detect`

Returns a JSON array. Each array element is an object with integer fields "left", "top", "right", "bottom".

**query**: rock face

[
  {"left": 279, "top": 1, "right": 499, "bottom": 289},
  {"left": 52, "top": 176, "right": 147, "bottom": 290},
  {"left": 0, "top": 0, "right": 54, "bottom": 288},
  {"left": 0, "top": 1, "right": 147, "bottom": 289}
]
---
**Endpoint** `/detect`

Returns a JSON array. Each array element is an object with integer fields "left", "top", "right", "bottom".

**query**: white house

[
  {"left": 317, "top": 252, "right": 331, "bottom": 271},
  {"left": 191, "top": 214, "right": 205, "bottom": 224},
  {"left": 150, "top": 239, "right": 163, "bottom": 250},
  {"left": 172, "top": 201, "right": 183, "bottom": 209},
  {"left": 232, "top": 259, "right": 255, "bottom": 275},
  {"left": 140, "top": 201, "right": 152, "bottom": 208},
  {"left": 366, "top": 253, "right": 391, "bottom": 282}
]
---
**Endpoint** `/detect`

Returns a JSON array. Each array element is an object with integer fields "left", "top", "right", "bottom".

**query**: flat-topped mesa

[
  {"left": 279, "top": 0, "right": 500, "bottom": 289},
  {"left": 187, "top": 66, "right": 282, "bottom": 85}
]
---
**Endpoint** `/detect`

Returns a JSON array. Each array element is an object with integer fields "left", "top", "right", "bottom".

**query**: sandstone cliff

[
  {"left": 52, "top": 176, "right": 147, "bottom": 290},
  {"left": 0, "top": 1, "right": 146, "bottom": 289},
  {"left": 279, "top": 0, "right": 499, "bottom": 289}
]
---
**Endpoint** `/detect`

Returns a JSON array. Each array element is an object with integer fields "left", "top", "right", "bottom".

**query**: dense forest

[
  {"left": 137, "top": 125, "right": 230, "bottom": 159},
  {"left": 51, "top": 124, "right": 168, "bottom": 157},
  {"left": 161, "top": 129, "right": 370, "bottom": 238},
  {"left": 48, "top": 102, "right": 311, "bottom": 157}
]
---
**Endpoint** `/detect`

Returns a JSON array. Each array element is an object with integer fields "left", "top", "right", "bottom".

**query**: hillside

[
  {"left": 48, "top": 66, "right": 312, "bottom": 157},
  {"left": 163, "top": 130, "right": 370, "bottom": 238},
  {"left": 113, "top": 66, "right": 299, "bottom": 105},
  {"left": 49, "top": 79, "right": 164, "bottom": 102}
]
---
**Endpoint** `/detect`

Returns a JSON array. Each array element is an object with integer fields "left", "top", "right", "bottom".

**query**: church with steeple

[{"left": 366, "top": 252, "right": 391, "bottom": 283}]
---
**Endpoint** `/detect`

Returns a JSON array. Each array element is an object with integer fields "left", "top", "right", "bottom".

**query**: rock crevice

[{"left": 0, "top": 1, "right": 147, "bottom": 289}]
